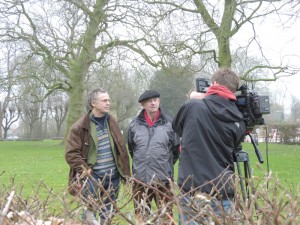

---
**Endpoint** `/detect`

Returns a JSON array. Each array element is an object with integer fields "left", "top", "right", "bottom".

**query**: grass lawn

[
  {"left": 0, "top": 140, "right": 299, "bottom": 224},
  {"left": 241, "top": 142, "right": 300, "bottom": 191},
  {"left": 0, "top": 140, "right": 69, "bottom": 197},
  {"left": 0, "top": 140, "right": 299, "bottom": 196}
]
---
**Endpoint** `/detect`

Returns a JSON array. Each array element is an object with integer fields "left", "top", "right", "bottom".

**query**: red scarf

[
  {"left": 205, "top": 85, "right": 236, "bottom": 101},
  {"left": 144, "top": 110, "right": 160, "bottom": 127}
]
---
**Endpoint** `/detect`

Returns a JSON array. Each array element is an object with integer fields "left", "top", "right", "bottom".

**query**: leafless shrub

[{"left": 0, "top": 172, "right": 299, "bottom": 225}]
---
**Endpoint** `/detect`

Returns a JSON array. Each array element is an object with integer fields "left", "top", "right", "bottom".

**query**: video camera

[{"left": 196, "top": 78, "right": 270, "bottom": 132}]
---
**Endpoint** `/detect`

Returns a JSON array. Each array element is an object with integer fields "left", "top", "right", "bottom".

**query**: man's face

[
  {"left": 141, "top": 97, "right": 160, "bottom": 113},
  {"left": 92, "top": 92, "right": 110, "bottom": 116}
]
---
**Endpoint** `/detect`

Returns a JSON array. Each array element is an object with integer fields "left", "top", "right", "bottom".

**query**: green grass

[
  {"left": 241, "top": 142, "right": 300, "bottom": 190},
  {"left": 0, "top": 140, "right": 299, "bottom": 224},
  {"left": 0, "top": 140, "right": 69, "bottom": 197},
  {"left": 0, "top": 140, "right": 299, "bottom": 197}
]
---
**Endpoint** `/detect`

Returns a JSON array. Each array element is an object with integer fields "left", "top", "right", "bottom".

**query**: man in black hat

[{"left": 128, "top": 90, "right": 180, "bottom": 223}]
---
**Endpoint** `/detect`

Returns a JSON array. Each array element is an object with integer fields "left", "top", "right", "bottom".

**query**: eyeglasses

[{"left": 100, "top": 99, "right": 110, "bottom": 103}]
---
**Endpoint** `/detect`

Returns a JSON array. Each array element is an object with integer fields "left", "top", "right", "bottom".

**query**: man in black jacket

[{"left": 172, "top": 68, "right": 246, "bottom": 224}]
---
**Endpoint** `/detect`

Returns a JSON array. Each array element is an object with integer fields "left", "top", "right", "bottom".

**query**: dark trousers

[{"left": 82, "top": 172, "right": 120, "bottom": 222}]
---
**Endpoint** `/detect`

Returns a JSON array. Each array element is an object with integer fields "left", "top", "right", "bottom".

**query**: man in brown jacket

[{"left": 65, "top": 88, "right": 130, "bottom": 225}]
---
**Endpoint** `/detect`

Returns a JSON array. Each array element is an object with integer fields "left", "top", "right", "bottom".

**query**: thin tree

[
  {"left": 2, "top": 105, "right": 21, "bottom": 139},
  {"left": 48, "top": 93, "right": 69, "bottom": 137},
  {"left": 289, "top": 95, "right": 300, "bottom": 123},
  {"left": 0, "top": 43, "right": 21, "bottom": 140}
]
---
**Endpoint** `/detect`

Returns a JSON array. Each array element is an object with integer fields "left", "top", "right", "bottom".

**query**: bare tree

[
  {"left": 2, "top": 105, "right": 21, "bottom": 139},
  {"left": 289, "top": 95, "right": 300, "bottom": 123},
  {"left": 17, "top": 71, "right": 47, "bottom": 139},
  {"left": 20, "top": 100, "right": 45, "bottom": 140},
  {"left": 0, "top": 0, "right": 169, "bottom": 138},
  {"left": 48, "top": 92, "right": 69, "bottom": 137},
  {"left": 0, "top": 43, "right": 21, "bottom": 140},
  {"left": 139, "top": 0, "right": 299, "bottom": 79},
  {"left": 1, "top": 0, "right": 299, "bottom": 139}
]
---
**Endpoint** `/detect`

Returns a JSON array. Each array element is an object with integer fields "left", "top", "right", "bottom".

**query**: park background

[
  {"left": 0, "top": 1, "right": 299, "bottom": 224},
  {"left": 0, "top": 1, "right": 299, "bottom": 143}
]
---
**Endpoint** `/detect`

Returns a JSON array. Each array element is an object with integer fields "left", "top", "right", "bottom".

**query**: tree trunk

[
  {"left": 217, "top": 36, "right": 232, "bottom": 67},
  {"left": 0, "top": 102, "right": 2, "bottom": 140},
  {"left": 65, "top": 72, "right": 85, "bottom": 140},
  {"left": 63, "top": 0, "right": 106, "bottom": 140}
]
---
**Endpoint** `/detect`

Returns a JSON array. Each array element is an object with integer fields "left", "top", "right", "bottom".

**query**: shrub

[{"left": 0, "top": 173, "right": 299, "bottom": 225}]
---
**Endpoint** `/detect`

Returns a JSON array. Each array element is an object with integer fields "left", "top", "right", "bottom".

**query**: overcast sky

[{"left": 233, "top": 14, "right": 300, "bottom": 112}]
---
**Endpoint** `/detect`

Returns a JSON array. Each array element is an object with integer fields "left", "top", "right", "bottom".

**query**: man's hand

[{"left": 80, "top": 167, "right": 93, "bottom": 179}]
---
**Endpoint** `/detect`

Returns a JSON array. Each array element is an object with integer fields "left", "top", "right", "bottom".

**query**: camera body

[
  {"left": 196, "top": 78, "right": 211, "bottom": 93},
  {"left": 195, "top": 78, "right": 270, "bottom": 131},
  {"left": 235, "top": 84, "right": 270, "bottom": 131}
]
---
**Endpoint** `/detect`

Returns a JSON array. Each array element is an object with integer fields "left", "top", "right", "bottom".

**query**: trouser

[
  {"left": 82, "top": 172, "right": 120, "bottom": 224},
  {"left": 178, "top": 194, "right": 233, "bottom": 225},
  {"left": 132, "top": 182, "right": 173, "bottom": 223}
]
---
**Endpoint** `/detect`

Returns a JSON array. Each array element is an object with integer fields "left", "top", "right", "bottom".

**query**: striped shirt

[{"left": 92, "top": 115, "right": 117, "bottom": 178}]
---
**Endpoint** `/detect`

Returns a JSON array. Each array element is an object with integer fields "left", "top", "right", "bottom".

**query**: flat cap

[{"left": 138, "top": 90, "right": 160, "bottom": 102}]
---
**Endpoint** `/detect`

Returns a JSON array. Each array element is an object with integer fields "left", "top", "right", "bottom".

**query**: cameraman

[{"left": 172, "top": 68, "right": 246, "bottom": 223}]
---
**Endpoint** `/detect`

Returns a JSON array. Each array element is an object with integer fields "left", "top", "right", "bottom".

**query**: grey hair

[{"left": 87, "top": 88, "right": 107, "bottom": 108}]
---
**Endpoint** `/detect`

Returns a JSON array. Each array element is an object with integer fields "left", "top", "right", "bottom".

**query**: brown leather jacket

[{"left": 65, "top": 111, "right": 131, "bottom": 195}]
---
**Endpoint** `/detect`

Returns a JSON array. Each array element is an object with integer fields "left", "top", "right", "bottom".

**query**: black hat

[{"left": 138, "top": 90, "right": 160, "bottom": 102}]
